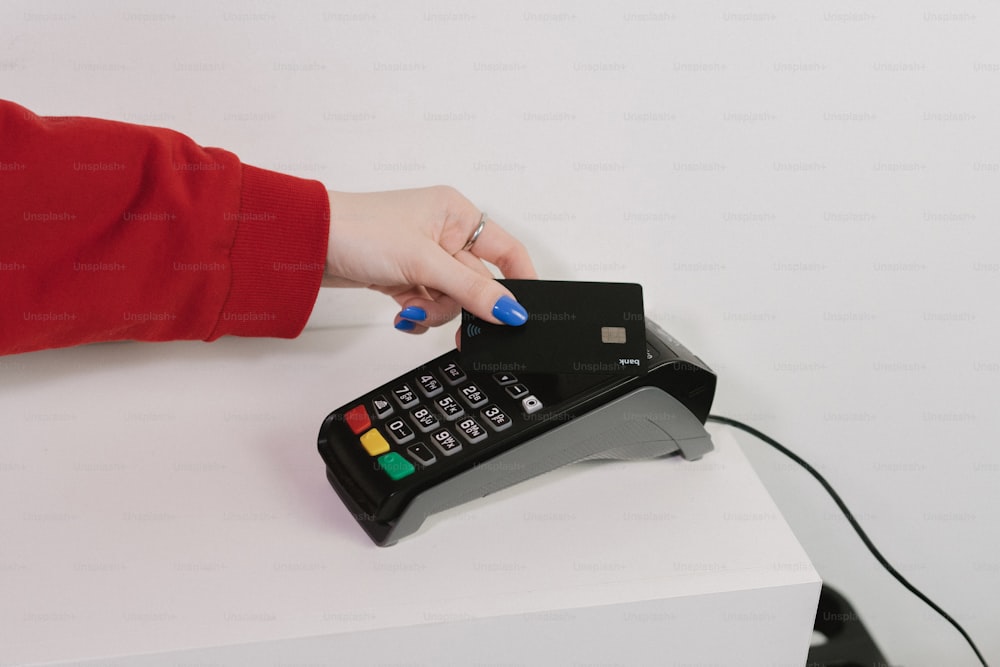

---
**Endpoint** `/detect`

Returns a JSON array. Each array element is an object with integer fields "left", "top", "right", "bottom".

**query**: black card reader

[{"left": 317, "top": 319, "right": 716, "bottom": 546}]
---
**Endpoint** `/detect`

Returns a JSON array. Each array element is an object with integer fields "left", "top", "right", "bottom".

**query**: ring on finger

[{"left": 458, "top": 212, "right": 488, "bottom": 253}]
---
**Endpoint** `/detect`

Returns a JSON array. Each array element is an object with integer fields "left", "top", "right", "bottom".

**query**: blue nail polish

[
  {"left": 492, "top": 295, "right": 528, "bottom": 326},
  {"left": 399, "top": 306, "right": 427, "bottom": 322},
  {"left": 395, "top": 319, "right": 417, "bottom": 331}
]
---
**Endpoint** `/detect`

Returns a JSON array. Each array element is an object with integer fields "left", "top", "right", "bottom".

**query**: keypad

[{"left": 339, "top": 360, "right": 543, "bottom": 482}]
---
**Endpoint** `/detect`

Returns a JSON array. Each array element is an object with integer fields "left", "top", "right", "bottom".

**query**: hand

[{"left": 323, "top": 186, "right": 537, "bottom": 334}]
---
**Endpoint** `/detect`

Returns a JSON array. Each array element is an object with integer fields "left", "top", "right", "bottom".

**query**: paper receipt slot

[{"left": 317, "top": 319, "right": 716, "bottom": 546}]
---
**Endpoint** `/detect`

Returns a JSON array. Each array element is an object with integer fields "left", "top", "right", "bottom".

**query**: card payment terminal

[{"left": 317, "top": 319, "right": 716, "bottom": 546}]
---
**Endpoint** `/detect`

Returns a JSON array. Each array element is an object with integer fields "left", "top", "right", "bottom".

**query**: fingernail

[
  {"left": 395, "top": 319, "right": 417, "bottom": 331},
  {"left": 492, "top": 295, "right": 528, "bottom": 326},
  {"left": 398, "top": 306, "right": 427, "bottom": 322}
]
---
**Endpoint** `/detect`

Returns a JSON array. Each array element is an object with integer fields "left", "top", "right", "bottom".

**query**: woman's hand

[{"left": 324, "top": 186, "right": 537, "bottom": 334}]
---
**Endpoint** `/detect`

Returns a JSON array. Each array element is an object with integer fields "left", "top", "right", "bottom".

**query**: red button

[{"left": 344, "top": 405, "right": 372, "bottom": 435}]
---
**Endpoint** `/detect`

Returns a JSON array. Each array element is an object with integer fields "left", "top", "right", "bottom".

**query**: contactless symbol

[{"left": 466, "top": 323, "right": 482, "bottom": 338}]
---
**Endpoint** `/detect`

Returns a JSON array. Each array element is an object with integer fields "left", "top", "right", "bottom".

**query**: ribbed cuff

[{"left": 209, "top": 164, "right": 330, "bottom": 340}]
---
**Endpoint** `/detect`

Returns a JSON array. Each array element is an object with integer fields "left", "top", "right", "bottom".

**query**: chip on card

[{"left": 460, "top": 280, "right": 647, "bottom": 376}]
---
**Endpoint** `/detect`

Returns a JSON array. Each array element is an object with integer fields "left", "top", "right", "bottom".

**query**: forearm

[{"left": 0, "top": 99, "right": 329, "bottom": 355}]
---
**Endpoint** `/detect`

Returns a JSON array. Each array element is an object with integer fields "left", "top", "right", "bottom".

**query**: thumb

[{"left": 418, "top": 245, "right": 529, "bottom": 326}]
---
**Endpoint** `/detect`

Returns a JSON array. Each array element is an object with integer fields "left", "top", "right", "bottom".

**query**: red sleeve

[{"left": 0, "top": 99, "right": 330, "bottom": 356}]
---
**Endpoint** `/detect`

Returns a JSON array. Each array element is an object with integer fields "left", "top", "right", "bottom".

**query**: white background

[{"left": 3, "top": 1, "right": 998, "bottom": 665}]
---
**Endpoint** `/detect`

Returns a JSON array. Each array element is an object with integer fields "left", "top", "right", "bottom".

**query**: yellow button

[{"left": 360, "top": 428, "right": 390, "bottom": 456}]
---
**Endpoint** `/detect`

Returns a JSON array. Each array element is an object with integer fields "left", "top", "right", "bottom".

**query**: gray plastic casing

[{"left": 378, "top": 385, "right": 713, "bottom": 546}]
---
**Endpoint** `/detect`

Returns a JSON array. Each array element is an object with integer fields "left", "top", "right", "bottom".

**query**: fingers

[
  {"left": 459, "top": 215, "right": 538, "bottom": 280},
  {"left": 393, "top": 213, "right": 537, "bottom": 333},
  {"left": 340, "top": 186, "right": 539, "bottom": 335},
  {"left": 393, "top": 294, "right": 460, "bottom": 334},
  {"left": 410, "top": 243, "right": 529, "bottom": 327},
  {"left": 393, "top": 254, "right": 491, "bottom": 334},
  {"left": 394, "top": 253, "right": 529, "bottom": 333}
]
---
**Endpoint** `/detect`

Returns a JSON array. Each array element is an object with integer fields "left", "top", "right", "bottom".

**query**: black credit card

[{"left": 460, "top": 280, "right": 647, "bottom": 376}]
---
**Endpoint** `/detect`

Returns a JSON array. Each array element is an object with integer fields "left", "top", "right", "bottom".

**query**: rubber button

[
  {"left": 378, "top": 452, "right": 415, "bottom": 480},
  {"left": 359, "top": 429, "right": 390, "bottom": 456},
  {"left": 344, "top": 405, "right": 371, "bottom": 435}
]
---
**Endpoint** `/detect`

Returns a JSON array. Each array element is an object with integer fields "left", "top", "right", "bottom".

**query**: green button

[{"left": 378, "top": 452, "right": 415, "bottom": 481}]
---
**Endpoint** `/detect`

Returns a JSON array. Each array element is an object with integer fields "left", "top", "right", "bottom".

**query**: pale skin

[{"left": 324, "top": 186, "right": 537, "bottom": 335}]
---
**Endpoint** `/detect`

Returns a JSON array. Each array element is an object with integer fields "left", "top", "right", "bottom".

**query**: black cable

[{"left": 706, "top": 414, "right": 989, "bottom": 667}]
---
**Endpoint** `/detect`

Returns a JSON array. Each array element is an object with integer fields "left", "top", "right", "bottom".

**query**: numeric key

[
  {"left": 439, "top": 362, "right": 467, "bottom": 385},
  {"left": 410, "top": 406, "right": 440, "bottom": 433},
  {"left": 386, "top": 418, "right": 415, "bottom": 445},
  {"left": 416, "top": 373, "right": 443, "bottom": 397},
  {"left": 434, "top": 394, "right": 465, "bottom": 421},
  {"left": 392, "top": 383, "right": 419, "bottom": 409},
  {"left": 431, "top": 429, "right": 462, "bottom": 456},
  {"left": 459, "top": 383, "right": 488, "bottom": 408},
  {"left": 456, "top": 417, "right": 487, "bottom": 444},
  {"left": 480, "top": 404, "right": 512, "bottom": 431}
]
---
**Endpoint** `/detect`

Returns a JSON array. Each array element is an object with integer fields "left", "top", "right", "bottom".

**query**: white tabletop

[{"left": 0, "top": 325, "right": 817, "bottom": 665}]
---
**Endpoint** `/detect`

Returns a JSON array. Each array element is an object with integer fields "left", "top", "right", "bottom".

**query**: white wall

[{"left": 4, "top": 1, "right": 998, "bottom": 664}]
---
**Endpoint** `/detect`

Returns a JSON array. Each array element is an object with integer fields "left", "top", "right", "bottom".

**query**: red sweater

[{"left": 0, "top": 99, "right": 330, "bottom": 356}]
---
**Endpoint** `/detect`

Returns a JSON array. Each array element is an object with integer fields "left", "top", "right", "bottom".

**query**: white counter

[{"left": 0, "top": 326, "right": 819, "bottom": 666}]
